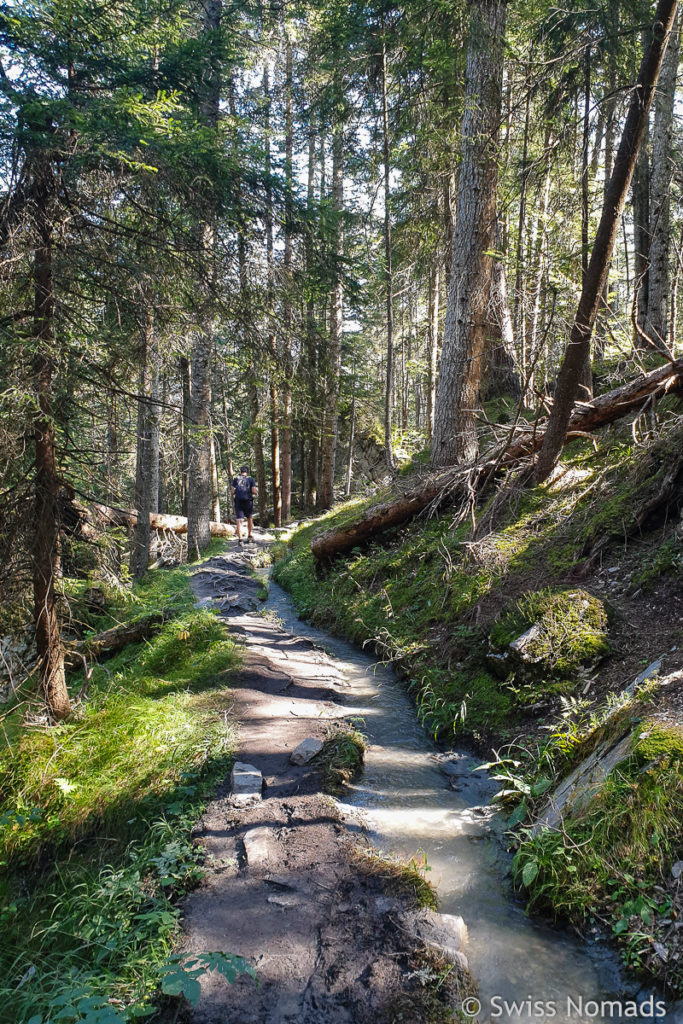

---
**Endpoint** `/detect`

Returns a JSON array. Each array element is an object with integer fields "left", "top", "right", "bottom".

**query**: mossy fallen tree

[
  {"left": 63, "top": 611, "right": 171, "bottom": 673},
  {"left": 311, "top": 358, "right": 683, "bottom": 562}
]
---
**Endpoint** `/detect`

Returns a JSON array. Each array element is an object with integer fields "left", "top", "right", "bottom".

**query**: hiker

[{"left": 232, "top": 465, "right": 257, "bottom": 544}]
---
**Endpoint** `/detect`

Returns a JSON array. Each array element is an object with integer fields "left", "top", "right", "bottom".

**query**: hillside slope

[{"left": 274, "top": 418, "right": 683, "bottom": 995}]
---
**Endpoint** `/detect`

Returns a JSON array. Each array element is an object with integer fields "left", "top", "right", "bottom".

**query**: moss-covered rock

[
  {"left": 490, "top": 587, "right": 609, "bottom": 676},
  {"left": 636, "top": 721, "right": 683, "bottom": 766}
]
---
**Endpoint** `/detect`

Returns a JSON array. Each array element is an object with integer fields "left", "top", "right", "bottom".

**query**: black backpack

[{"left": 235, "top": 476, "right": 252, "bottom": 500}]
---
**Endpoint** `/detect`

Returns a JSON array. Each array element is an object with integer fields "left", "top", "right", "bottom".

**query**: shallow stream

[{"left": 265, "top": 575, "right": 671, "bottom": 1024}]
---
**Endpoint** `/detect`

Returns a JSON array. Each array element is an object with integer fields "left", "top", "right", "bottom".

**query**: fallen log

[
  {"left": 64, "top": 611, "right": 170, "bottom": 673},
  {"left": 63, "top": 499, "right": 235, "bottom": 540},
  {"left": 311, "top": 358, "right": 683, "bottom": 562}
]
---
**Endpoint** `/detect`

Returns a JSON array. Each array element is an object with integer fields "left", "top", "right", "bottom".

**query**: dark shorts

[{"left": 235, "top": 500, "right": 253, "bottom": 520}]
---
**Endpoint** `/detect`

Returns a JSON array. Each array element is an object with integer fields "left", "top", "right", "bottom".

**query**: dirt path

[{"left": 178, "top": 534, "right": 471, "bottom": 1023}]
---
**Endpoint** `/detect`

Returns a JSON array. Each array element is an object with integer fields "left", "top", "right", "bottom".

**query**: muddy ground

[{"left": 175, "top": 537, "right": 472, "bottom": 1023}]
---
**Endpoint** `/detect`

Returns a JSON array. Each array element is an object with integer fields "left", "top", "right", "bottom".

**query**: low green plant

[
  {"left": 317, "top": 724, "right": 366, "bottom": 792},
  {"left": 355, "top": 847, "right": 438, "bottom": 911}
]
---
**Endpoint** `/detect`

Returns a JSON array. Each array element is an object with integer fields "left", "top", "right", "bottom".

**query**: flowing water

[{"left": 265, "top": 575, "right": 672, "bottom": 1024}]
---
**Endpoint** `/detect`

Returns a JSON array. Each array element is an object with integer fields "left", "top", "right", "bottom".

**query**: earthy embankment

[{"left": 175, "top": 538, "right": 472, "bottom": 1024}]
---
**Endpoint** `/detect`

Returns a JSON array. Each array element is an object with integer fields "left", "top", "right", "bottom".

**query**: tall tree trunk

[
  {"left": 487, "top": 218, "right": 520, "bottom": 398},
  {"left": 513, "top": 86, "right": 531, "bottom": 382},
  {"left": 304, "top": 120, "right": 319, "bottom": 512},
  {"left": 32, "top": 167, "right": 70, "bottom": 719},
  {"left": 105, "top": 392, "right": 118, "bottom": 505},
  {"left": 345, "top": 363, "right": 356, "bottom": 497},
  {"left": 187, "top": 0, "right": 221, "bottom": 558},
  {"left": 578, "top": 45, "right": 593, "bottom": 398},
  {"left": 318, "top": 115, "right": 344, "bottom": 509},
  {"left": 381, "top": 20, "right": 395, "bottom": 469},
  {"left": 281, "top": 29, "right": 294, "bottom": 521},
  {"left": 595, "top": 35, "right": 618, "bottom": 357},
  {"left": 426, "top": 260, "right": 439, "bottom": 442},
  {"left": 671, "top": 224, "right": 683, "bottom": 352},
  {"left": 431, "top": 0, "right": 506, "bottom": 468},
  {"left": 210, "top": 426, "right": 221, "bottom": 522},
  {"left": 528, "top": 129, "right": 553, "bottom": 376},
  {"left": 645, "top": 10, "right": 680, "bottom": 351},
  {"left": 264, "top": 63, "right": 281, "bottom": 526},
  {"left": 179, "top": 354, "right": 191, "bottom": 518},
  {"left": 632, "top": 28, "right": 652, "bottom": 347},
  {"left": 220, "top": 388, "right": 235, "bottom": 493},
  {"left": 131, "top": 310, "right": 161, "bottom": 580},
  {"left": 532, "top": 0, "right": 680, "bottom": 485}
]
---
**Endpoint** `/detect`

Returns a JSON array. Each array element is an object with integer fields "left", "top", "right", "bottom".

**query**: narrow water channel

[{"left": 264, "top": 575, "right": 670, "bottom": 1024}]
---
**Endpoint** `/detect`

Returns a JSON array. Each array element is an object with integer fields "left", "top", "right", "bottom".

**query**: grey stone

[
  {"left": 242, "top": 827, "right": 271, "bottom": 867},
  {"left": 439, "top": 757, "right": 474, "bottom": 779},
  {"left": 625, "top": 657, "right": 663, "bottom": 697},
  {"left": 672, "top": 861, "right": 683, "bottom": 880},
  {"left": 290, "top": 737, "right": 324, "bottom": 765},
  {"left": 399, "top": 908, "right": 468, "bottom": 963},
  {"left": 266, "top": 892, "right": 300, "bottom": 908},
  {"left": 230, "top": 762, "right": 263, "bottom": 805},
  {"left": 509, "top": 623, "right": 544, "bottom": 663}
]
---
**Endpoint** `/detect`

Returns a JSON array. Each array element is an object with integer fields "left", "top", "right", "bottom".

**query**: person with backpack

[{"left": 231, "top": 465, "right": 257, "bottom": 544}]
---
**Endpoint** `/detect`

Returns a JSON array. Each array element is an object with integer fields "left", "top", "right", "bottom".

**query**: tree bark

[
  {"left": 263, "top": 63, "right": 281, "bottom": 526},
  {"left": 179, "top": 354, "right": 191, "bottom": 517},
  {"left": 486, "top": 219, "right": 520, "bottom": 398},
  {"left": 426, "top": 260, "right": 439, "bottom": 442},
  {"left": 187, "top": 0, "right": 221, "bottom": 558},
  {"left": 64, "top": 612, "right": 172, "bottom": 673},
  {"left": 318, "top": 113, "right": 344, "bottom": 510},
  {"left": 281, "top": 29, "right": 294, "bottom": 522},
  {"left": 304, "top": 119, "right": 319, "bottom": 512},
  {"left": 131, "top": 309, "right": 161, "bottom": 580},
  {"left": 32, "top": 182, "right": 71, "bottom": 719},
  {"left": 210, "top": 425, "right": 221, "bottom": 522},
  {"left": 431, "top": 0, "right": 506, "bottom": 468},
  {"left": 578, "top": 46, "right": 593, "bottom": 398},
  {"left": 381, "top": 20, "right": 395, "bottom": 470},
  {"left": 645, "top": 9, "right": 680, "bottom": 351},
  {"left": 532, "top": 0, "right": 680, "bottom": 485}
]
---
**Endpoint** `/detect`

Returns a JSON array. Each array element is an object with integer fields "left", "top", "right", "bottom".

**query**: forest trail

[{"left": 178, "top": 536, "right": 460, "bottom": 1023}]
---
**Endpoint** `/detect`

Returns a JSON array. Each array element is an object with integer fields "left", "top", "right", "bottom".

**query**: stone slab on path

[
  {"left": 229, "top": 762, "right": 263, "bottom": 806},
  {"left": 177, "top": 535, "right": 471, "bottom": 1024},
  {"left": 289, "top": 736, "right": 323, "bottom": 765}
]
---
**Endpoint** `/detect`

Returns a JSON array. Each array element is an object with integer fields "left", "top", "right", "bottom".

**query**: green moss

[
  {"left": 490, "top": 587, "right": 609, "bottom": 674},
  {"left": 636, "top": 722, "right": 683, "bottom": 766}
]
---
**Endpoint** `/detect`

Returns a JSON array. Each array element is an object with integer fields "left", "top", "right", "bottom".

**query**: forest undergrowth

[
  {"left": 0, "top": 547, "right": 247, "bottom": 1024},
  {"left": 273, "top": 416, "right": 683, "bottom": 995}
]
